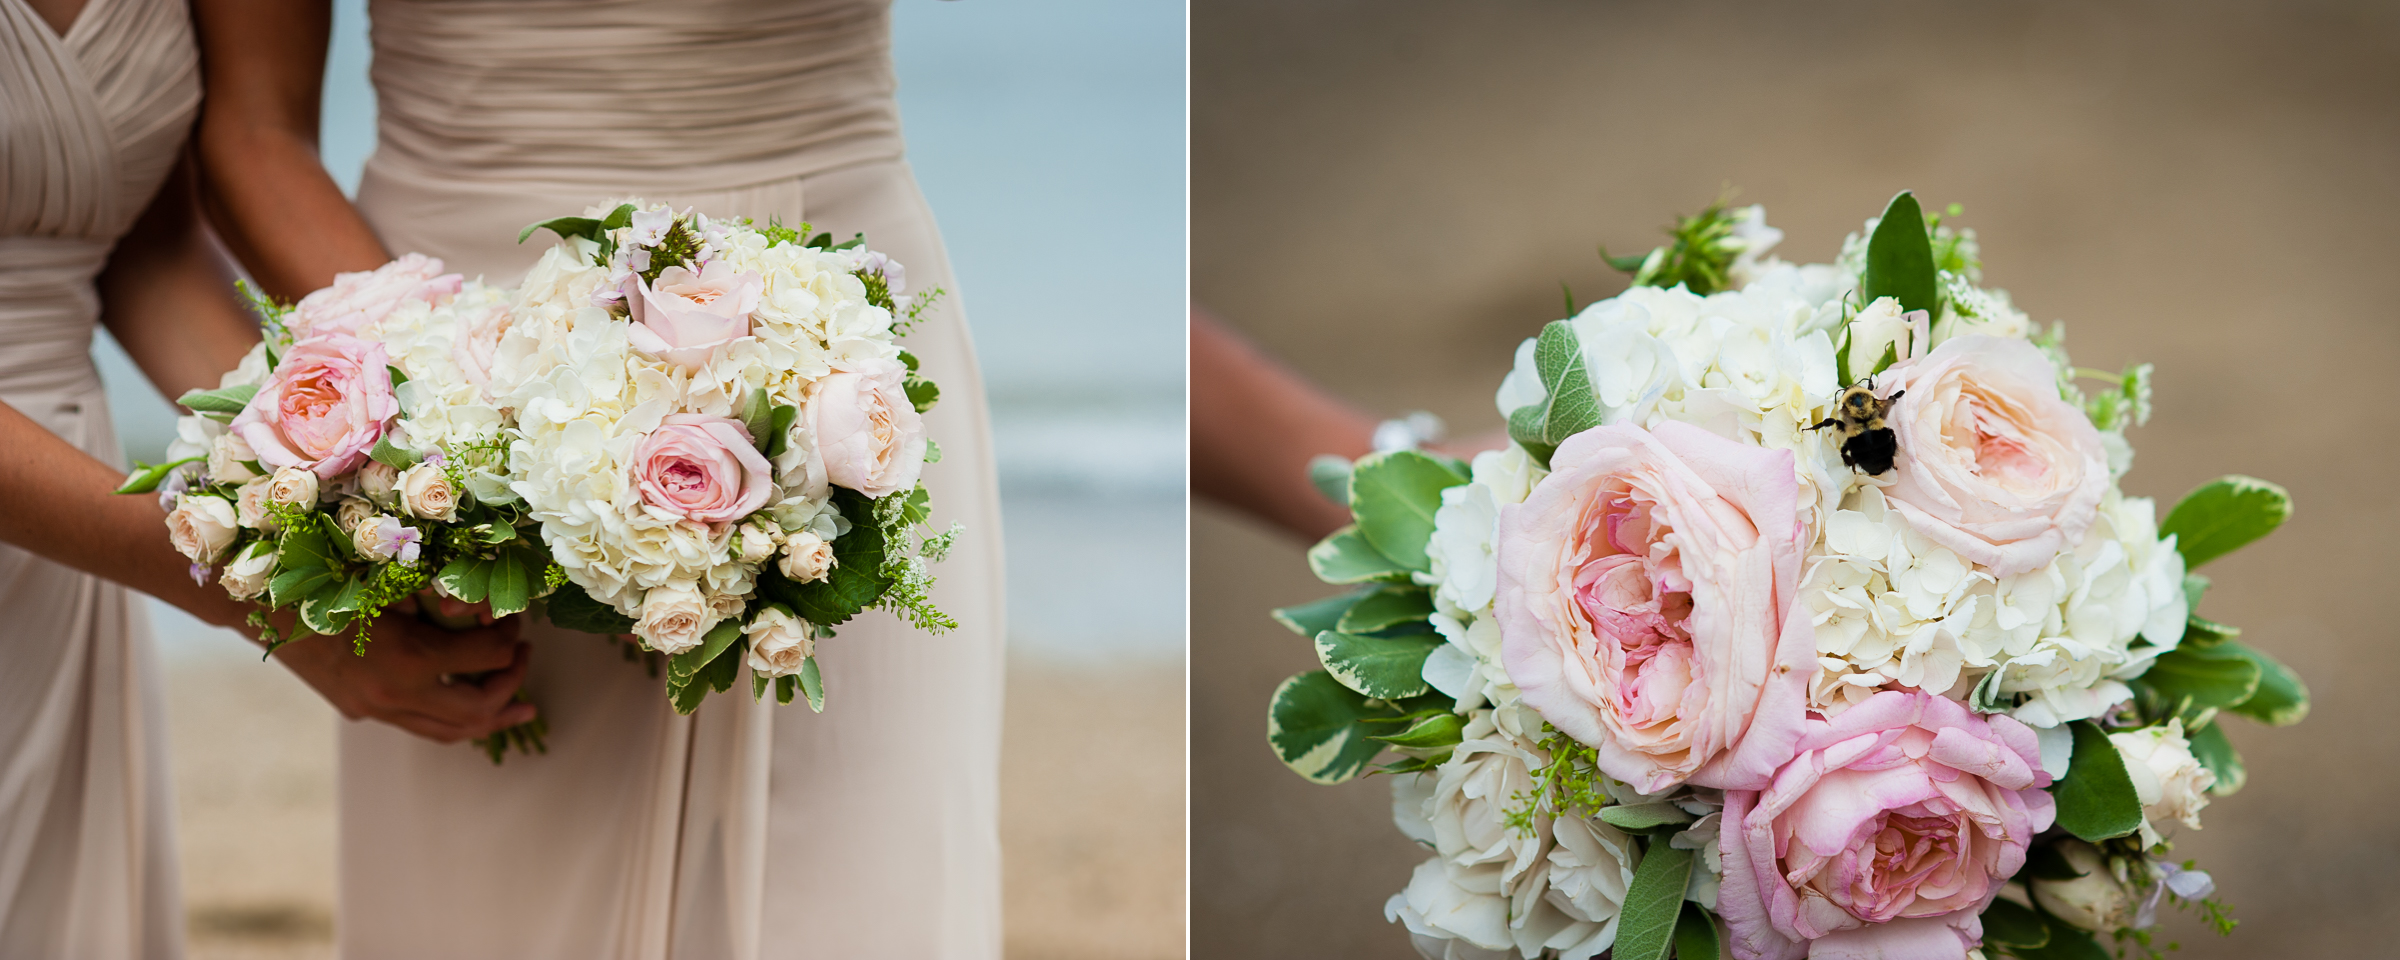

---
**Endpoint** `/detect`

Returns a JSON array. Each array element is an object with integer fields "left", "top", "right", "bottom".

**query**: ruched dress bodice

[
  {"left": 336, "top": 3, "right": 1005, "bottom": 959},
  {"left": 0, "top": 0, "right": 197, "bottom": 955}
]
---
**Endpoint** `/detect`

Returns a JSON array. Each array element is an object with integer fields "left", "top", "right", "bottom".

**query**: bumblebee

[{"left": 1808, "top": 380, "right": 1904, "bottom": 475}]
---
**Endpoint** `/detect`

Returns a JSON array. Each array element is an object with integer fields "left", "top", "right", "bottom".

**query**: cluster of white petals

[{"left": 492, "top": 202, "right": 899, "bottom": 638}]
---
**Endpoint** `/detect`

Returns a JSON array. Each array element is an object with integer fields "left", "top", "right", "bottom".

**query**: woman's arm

[
  {"left": 58, "top": 147, "right": 534, "bottom": 742},
  {"left": 1191, "top": 307, "right": 1376, "bottom": 540},
  {"left": 192, "top": 0, "right": 388, "bottom": 300}
]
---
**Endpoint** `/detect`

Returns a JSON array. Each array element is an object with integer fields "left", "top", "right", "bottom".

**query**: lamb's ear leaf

[
  {"left": 177, "top": 383, "right": 258, "bottom": 415},
  {"left": 116, "top": 456, "right": 204, "bottom": 495},
  {"left": 1671, "top": 904, "right": 1723, "bottom": 960},
  {"left": 1505, "top": 320, "right": 1601, "bottom": 468}
]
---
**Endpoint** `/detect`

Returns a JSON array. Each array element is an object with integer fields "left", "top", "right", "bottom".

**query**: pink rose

[
  {"left": 632, "top": 413, "right": 772, "bottom": 524},
  {"left": 626, "top": 261, "right": 764, "bottom": 369},
  {"left": 232, "top": 335, "right": 399, "bottom": 479},
  {"left": 804, "top": 358, "right": 927, "bottom": 499},
  {"left": 1877, "top": 335, "right": 2108, "bottom": 577},
  {"left": 1495, "top": 421, "right": 1816, "bottom": 794},
  {"left": 291, "top": 253, "right": 462, "bottom": 336},
  {"left": 1719, "top": 691, "right": 2055, "bottom": 960},
  {"left": 451, "top": 299, "right": 512, "bottom": 388}
]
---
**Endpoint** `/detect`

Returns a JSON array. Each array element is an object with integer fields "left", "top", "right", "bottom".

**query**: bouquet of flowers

[
  {"left": 1265, "top": 192, "right": 2302, "bottom": 960},
  {"left": 495, "top": 201, "right": 958, "bottom": 714},
  {"left": 123, "top": 202, "right": 959, "bottom": 754},
  {"left": 119, "top": 256, "right": 552, "bottom": 755}
]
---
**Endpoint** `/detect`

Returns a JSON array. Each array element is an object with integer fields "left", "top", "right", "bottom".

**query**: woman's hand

[{"left": 269, "top": 614, "right": 537, "bottom": 744}]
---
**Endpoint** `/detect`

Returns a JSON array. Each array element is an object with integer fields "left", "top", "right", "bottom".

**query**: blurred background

[
  {"left": 1193, "top": 1, "right": 2399, "bottom": 957},
  {"left": 95, "top": 1, "right": 1186, "bottom": 957}
]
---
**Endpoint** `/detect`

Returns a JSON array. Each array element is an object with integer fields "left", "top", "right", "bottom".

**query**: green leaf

[
  {"left": 1307, "top": 455, "right": 1352, "bottom": 505},
  {"left": 2013, "top": 910, "right": 2112, "bottom": 960},
  {"left": 544, "top": 580, "right": 636, "bottom": 634},
  {"left": 1346, "top": 450, "right": 1469, "bottom": 574},
  {"left": 763, "top": 404, "right": 798, "bottom": 459},
  {"left": 1672, "top": 904, "right": 1721, "bottom": 960},
  {"left": 2160, "top": 475, "right": 2292, "bottom": 569},
  {"left": 176, "top": 383, "right": 259, "bottom": 415},
  {"left": 368, "top": 431, "right": 420, "bottom": 471},
  {"left": 2140, "top": 644, "right": 2261, "bottom": 713},
  {"left": 1598, "top": 801, "right": 1695, "bottom": 833},
  {"left": 2051, "top": 720, "right": 2145, "bottom": 842},
  {"left": 1614, "top": 842, "right": 1695, "bottom": 960},
  {"left": 667, "top": 621, "right": 745, "bottom": 714},
  {"left": 517, "top": 204, "right": 633, "bottom": 245},
  {"left": 1868, "top": 339, "right": 1900, "bottom": 378},
  {"left": 1505, "top": 320, "right": 1602, "bottom": 466},
  {"left": 738, "top": 387, "right": 773, "bottom": 450},
  {"left": 2022, "top": 843, "right": 2085, "bottom": 882},
  {"left": 776, "top": 673, "right": 798, "bottom": 706},
  {"left": 115, "top": 456, "right": 204, "bottom": 495},
  {"left": 2181, "top": 615, "right": 2238, "bottom": 648},
  {"left": 1980, "top": 898, "right": 2049, "bottom": 951},
  {"left": 1266, "top": 670, "right": 1400, "bottom": 784},
  {"left": 756, "top": 490, "right": 893, "bottom": 625},
  {"left": 2182, "top": 573, "right": 2211, "bottom": 611},
  {"left": 2186, "top": 720, "right": 2245, "bottom": 795},
  {"left": 437, "top": 555, "right": 497, "bottom": 605},
  {"left": 1315, "top": 630, "right": 1441, "bottom": 699},
  {"left": 485, "top": 545, "right": 541, "bottom": 618},
  {"left": 903, "top": 375, "right": 940, "bottom": 414},
  {"left": 797, "top": 656, "right": 825, "bottom": 712},
  {"left": 1271, "top": 590, "right": 1366, "bottom": 638},
  {"left": 1305, "top": 526, "right": 1413, "bottom": 584},
  {"left": 325, "top": 575, "right": 368, "bottom": 614},
  {"left": 1861, "top": 190, "right": 1938, "bottom": 318},
  {"left": 1370, "top": 711, "right": 1466, "bottom": 754},
  {"left": 2221, "top": 641, "right": 2309, "bottom": 726},
  {"left": 1335, "top": 586, "right": 1435, "bottom": 634}
]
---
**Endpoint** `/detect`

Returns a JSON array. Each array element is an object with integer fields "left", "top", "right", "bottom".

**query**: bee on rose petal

[{"left": 1808, "top": 379, "right": 1904, "bottom": 476}]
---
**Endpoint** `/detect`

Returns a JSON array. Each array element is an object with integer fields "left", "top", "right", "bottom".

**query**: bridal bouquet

[
  {"left": 119, "top": 257, "right": 553, "bottom": 754},
  {"left": 498, "top": 202, "right": 957, "bottom": 713},
  {"left": 1265, "top": 193, "right": 2302, "bottom": 960}
]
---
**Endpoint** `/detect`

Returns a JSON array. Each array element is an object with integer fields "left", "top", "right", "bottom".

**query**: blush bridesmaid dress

[{"left": 330, "top": 1, "right": 1007, "bottom": 957}]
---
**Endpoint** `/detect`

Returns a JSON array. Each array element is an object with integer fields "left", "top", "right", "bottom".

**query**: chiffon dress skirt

[
  {"left": 332, "top": 1, "right": 1005, "bottom": 958},
  {"left": 0, "top": 0, "right": 199, "bottom": 954}
]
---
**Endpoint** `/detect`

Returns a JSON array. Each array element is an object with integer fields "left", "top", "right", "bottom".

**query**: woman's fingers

[{"left": 414, "top": 620, "right": 523, "bottom": 675}]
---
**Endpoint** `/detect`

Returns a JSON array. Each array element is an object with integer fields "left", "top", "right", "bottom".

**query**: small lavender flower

[
  {"left": 629, "top": 208, "right": 674, "bottom": 247},
  {"left": 188, "top": 562, "right": 212, "bottom": 586}
]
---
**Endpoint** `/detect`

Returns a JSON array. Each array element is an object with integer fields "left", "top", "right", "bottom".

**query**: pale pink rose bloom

[
  {"left": 291, "top": 253, "right": 462, "bottom": 336},
  {"left": 232, "top": 335, "right": 399, "bottom": 479},
  {"left": 450, "top": 300, "right": 512, "bottom": 388},
  {"left": 1877, "top": 335, "right": 2108, "bottom": 577},
  {"left": 804, "top": 357, "right": 927, "bottom": 499},
  {"left": 631, "top": 413, "right": 773, "bottom": 524},
  {"left": 1718, "top": 691, "right": 2055, "bottom": 960},
  {"left": 626, "top": 261, "right": 764, "bottom": 369},
  {"left": 1495, "top": 421, "right": 1816, "bottom": 794}
]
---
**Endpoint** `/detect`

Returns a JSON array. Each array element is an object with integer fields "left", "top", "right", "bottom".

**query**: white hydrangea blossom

[{"left": 494, "top": 201, "right": 902, "bottom": 623}]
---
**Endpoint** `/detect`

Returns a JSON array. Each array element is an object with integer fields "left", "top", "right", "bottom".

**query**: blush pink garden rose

[
  {"left": 626, "top": 261, "right": 765, "bottom": 369},
  {"left": 631, "top": 413, "right": 773, "bottom": 524},
  {"left": 231, "top": 335, "right": 399, "bottom": 479},
  {"left": 1877, "top": 335, "right": 2108, "bottom": 577},
  {"left": 291, "top": 253, "right": 462, "bottom": 336},
  {"left": 1719, "top": 690, "right": 2055, "bottom": 960},
  {"left": 1495, "top": 420, "right": 1817, "bottom": 794},
  {"left": 804, "top": 357, "right": 927, "bottom": 499}
]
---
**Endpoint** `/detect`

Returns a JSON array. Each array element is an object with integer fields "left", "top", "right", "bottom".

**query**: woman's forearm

[
  {"left": 193, "top": 0, "right": 387, "bottom": 300},
  {"left": 1191, "top": 307, "right": 1377, "bottom": 540},
  {"left": 0, "top": 403, "right": 257, "bottom": 632}
]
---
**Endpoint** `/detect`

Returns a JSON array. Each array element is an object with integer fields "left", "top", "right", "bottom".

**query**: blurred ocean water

[{"left": 100, "top": 0, "right": 1186, "bottom": 666}]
